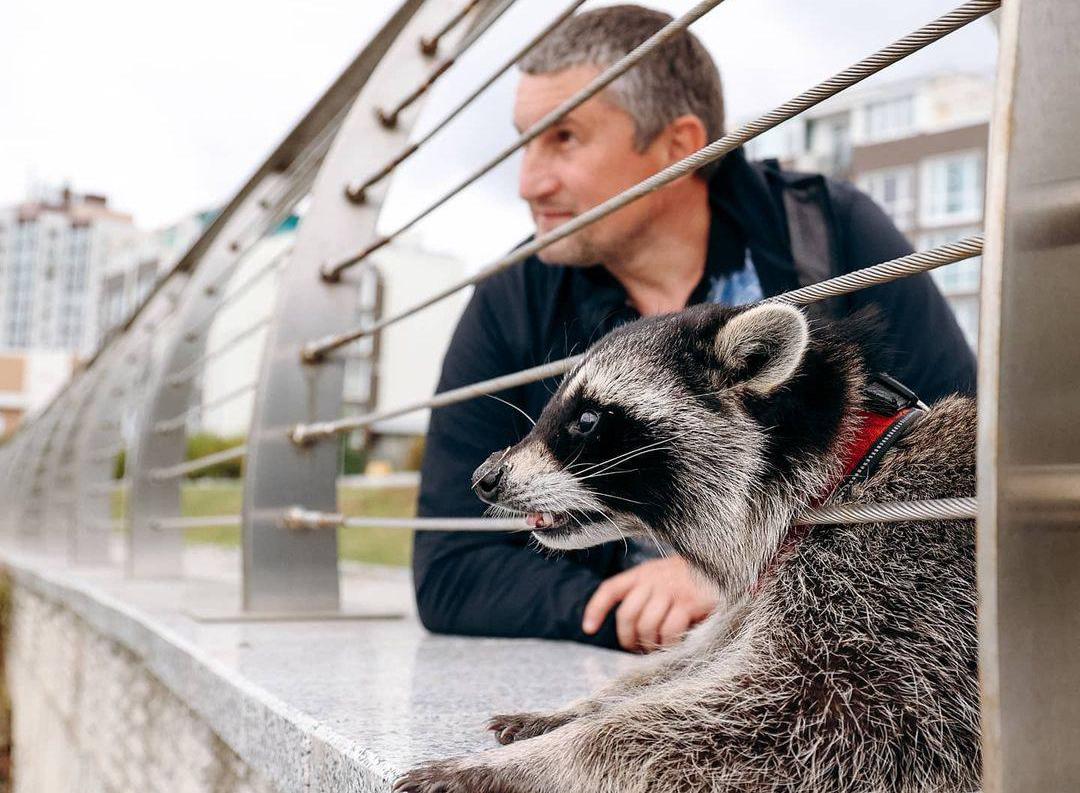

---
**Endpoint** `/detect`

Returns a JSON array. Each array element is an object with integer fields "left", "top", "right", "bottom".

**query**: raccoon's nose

[{"left": 473, "top": 464, "right": 505, "bottom": 503}]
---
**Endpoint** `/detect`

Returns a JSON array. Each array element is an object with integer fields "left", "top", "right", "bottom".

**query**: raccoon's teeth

[{"left": 525, "top": 512, "right": 555, "bottom": 530}]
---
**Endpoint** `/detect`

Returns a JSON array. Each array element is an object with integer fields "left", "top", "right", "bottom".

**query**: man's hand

[{"left": 582, "top": 556, "right": 718, "bottom": 653}]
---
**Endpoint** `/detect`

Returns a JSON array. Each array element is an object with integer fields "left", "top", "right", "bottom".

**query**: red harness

[{"left": 750, "top": 375, "right": 927, "bottom": 596}]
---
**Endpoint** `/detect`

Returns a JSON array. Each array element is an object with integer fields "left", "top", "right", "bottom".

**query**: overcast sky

[{"left": 1, "top": 0, "right": 998, "bottom": 263}]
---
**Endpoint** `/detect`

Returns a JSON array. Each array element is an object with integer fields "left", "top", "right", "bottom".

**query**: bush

[
  {"left": 112, "top": 434, "right": 245, "bottom": 480},
  {"left": 186, "top": 433, "right": 245, "bottom": 479},
  {"left": 341, "top": 435, "right": 368, "bottom": 476}
]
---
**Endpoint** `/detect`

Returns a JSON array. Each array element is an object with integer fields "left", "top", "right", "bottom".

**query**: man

[{"left": 413, "top": 5, "right": 976, "bottom": 653}]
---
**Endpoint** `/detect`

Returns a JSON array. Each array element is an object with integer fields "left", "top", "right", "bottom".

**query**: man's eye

[
  {"left": 555, "top": 128, "right": 574, "bottom": 144},
  {"left": 570, "top": 410, "right": 601, "bottom": 437}
]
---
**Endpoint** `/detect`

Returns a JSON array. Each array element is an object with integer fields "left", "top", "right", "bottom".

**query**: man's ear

[
  {"left": 714, "top": 303, "right": 809, "bottom": 394},
  {"left": 663, "top": 114, "right": 708, "bottom": 165}
]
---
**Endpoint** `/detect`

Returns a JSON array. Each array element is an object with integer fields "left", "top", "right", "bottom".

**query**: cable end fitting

[
  {"left": 419, "top": 35, "right": 438, "bottom": 57},
  {"left": 300, "top": 342, "right": 326, "bottom": 365},
  {"left": 288, "top": 425, "right": 313, "bottom": 446},
  {"left": 375, "top": 107, "right": 398, "bottom": 129},
  {"left": 344, "top": 183, "right": 367, "bottom": 205},
  {"left": 281, "top": 506, "right": 345, "bottom": 531},
  {"left": 319, "top": 262, "right": 343, "bottom": 283}
]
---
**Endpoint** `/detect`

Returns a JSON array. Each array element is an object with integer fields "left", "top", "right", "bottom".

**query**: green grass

[{"left": 112, "top": 482, "right": 416, "bottom": 567}]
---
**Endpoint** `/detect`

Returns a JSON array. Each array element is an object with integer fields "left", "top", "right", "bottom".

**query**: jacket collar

[{"left": 568, "top": 148, "right": 803, "bottom": 340}]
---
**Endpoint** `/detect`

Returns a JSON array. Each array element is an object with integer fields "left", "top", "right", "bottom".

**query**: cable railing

[
  {"left": 307, "top": 1, "right": 996, "bottom": 357},
  {"left": 346, "top": 0, "right": 587, "bottom": 203},
  {"left": 323, "top": 0, "right": 728, "bottom": 280},
  {"left": 147, "top": 444, "right": 248, "bottom": 482},
  {"left": 154, "top": 381, "right": 257, "bottom": 434},
  {"left": 167, "top": 318, "right": 271, "bottom": 387},
  {"left": 377, "top": 0, "right": 516, "bottom": 127},
  {"left": 292, "top": 236, "right": 984, "bottom": 443},
  {"left": 4, "top": 0, "right": 1063, "bottom": 681}
]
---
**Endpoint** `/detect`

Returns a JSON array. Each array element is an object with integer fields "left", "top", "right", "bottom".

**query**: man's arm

[
  {"left": 831, "top": 182, "right": 977, "bottom": 401},
  {"left": 413, "top": 275, "right": 623, "bottom": 649}
]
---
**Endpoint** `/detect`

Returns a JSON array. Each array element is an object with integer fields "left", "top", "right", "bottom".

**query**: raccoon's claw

[
  {"left": 487, "top": 711, "right": 573, "bottom": 745},
  {"left": 393, "top": 760, "right": 523, "bottom": 793}
]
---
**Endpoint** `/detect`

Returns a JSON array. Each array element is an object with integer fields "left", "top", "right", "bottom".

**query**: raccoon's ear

[{"left": 714, "top": 303, "right": 809, "bottom": 394}]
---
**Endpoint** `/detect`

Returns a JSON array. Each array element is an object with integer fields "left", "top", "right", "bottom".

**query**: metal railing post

[
  {"left": 976, "top": 0, "right": 1080, "bottom": 788},
  {"left": 69, "top": 290, "right": 178, "bottom": 565},
  {"left": 125, "top": 178, "right": 289, "bottom": 578},
  {"left": 241, "top": 0, "right": 494, "bottom": 613}
]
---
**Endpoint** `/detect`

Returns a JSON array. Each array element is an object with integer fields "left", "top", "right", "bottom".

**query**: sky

[{"left": 1, "top": 0, "right": 998, "bottom": 264}]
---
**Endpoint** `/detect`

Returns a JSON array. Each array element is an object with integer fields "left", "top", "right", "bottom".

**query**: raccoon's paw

[
  {"left": 392, "top": 759, "right": 525, "bottom": 793},
  {"left": 487, "top": 711, "right": 573, "bottom": 745}
]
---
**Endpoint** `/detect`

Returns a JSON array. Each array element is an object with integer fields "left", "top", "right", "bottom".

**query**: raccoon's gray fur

[{"left": 396, "top": 302, "right": 979, "bottom": 793}]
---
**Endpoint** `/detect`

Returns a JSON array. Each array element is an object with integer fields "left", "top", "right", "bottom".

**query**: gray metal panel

[
  {"left": 977, "top": 0, "right": 1080, "bottom": 788},
  {"left": 241, "top": 0, "right": 494, "bottom": 612}
]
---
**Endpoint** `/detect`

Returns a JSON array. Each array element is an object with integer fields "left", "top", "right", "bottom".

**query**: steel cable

[
  {"left": 290, "top": 237, "right": 981, "bottom": 443},
  {"left": 280, "top": 498, "right": 976, "bottom": 532},
  {"left": 167, "top": 318, "right": 271, "bottom": 387},
  {"left": 148, "top": 444, "right": 247, "bottom": 482}
]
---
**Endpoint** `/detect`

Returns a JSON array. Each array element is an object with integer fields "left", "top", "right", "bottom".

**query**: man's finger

[
  {"left": 635, "top": 592, "right": 673, "bottom": 653},
  {"left": 614, "top": 583, "right": 653, "bottom": 651},
  {"left": 658, "top": 606, "right": 693, "bottom": 648},
  {"left": 582, "top": 571, "right": 636, "bottom": 634}
]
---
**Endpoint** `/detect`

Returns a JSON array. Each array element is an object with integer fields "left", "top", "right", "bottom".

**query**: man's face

[{"left": 514, "top": 65, "right": 671, "bottom": 267}]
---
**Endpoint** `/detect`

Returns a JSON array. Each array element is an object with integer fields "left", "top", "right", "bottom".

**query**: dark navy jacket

[{"left": 413, "top": 149, "right": 977, "bottom": 650}]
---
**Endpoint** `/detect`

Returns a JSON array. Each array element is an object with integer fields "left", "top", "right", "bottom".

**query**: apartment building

[
  {"left": 747, "top": 72, "right": 993, "bottom": 349},
  {"left": 0, "top": 188, "right": 140, "bottom": 357},
  {"left": 96, "top": 209, "right": 212, "bottom": 338}
]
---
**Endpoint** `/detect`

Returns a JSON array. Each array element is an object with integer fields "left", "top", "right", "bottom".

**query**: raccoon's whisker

[
  {"left": 576, "top": 443, "right": 680, "bottom": 480},
  {"left": 581, "top": 487, "right": 647, "bottom": 507},
  {"left": 646, "top": 530, "right": 668, "bottom": 558},
  {"left": 571, "top": 430, "right": 695, "bottom": 477},
  {"left": 484, "top": 393, "right": 536, "bottom": 427},
  {"left": 575, "top": 450, "right": 675, "bottom": 482},
  {"left": 570, "top": 435, "right": 676, "bottom": 475},
  {"left": 592, "top": 509, "right": 629, "bottom": 556},
  {"left": 574, "top": 468, "right": 637, "bottom": 480}
]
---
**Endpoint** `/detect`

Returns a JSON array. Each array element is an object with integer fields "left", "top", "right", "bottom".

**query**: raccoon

[{"left": 396, "top": 302, "right": 979, "bottom": 793}]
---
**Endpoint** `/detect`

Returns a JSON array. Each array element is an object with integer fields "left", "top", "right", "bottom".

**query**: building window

[
  {"left": 858, "top": 167, "right": 915, "bottom": 230},
  {"left": 863, "top": 95, "right": 915, "bottom": 142},
  {"left": 920, "top": 152, "right": 984, "bottom": 226},
  {"left": 921, "top": 227, "right": 982, "bottom": 351}
]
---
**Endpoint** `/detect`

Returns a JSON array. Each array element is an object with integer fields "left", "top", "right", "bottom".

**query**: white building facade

[{"left": 0, "top": 189, "right": 140, "bottom": 357}]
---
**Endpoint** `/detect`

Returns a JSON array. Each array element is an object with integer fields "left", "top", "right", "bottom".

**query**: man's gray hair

[{"left": 518, "top": 4, "right": 724, "bottom": 151}]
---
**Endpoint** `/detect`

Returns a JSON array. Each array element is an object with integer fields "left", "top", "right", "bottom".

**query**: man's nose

[
  {"left": 518, "top": 147, "right": 559, "bottom": 202},
  {"left": 473, "top": 461, "right": 506, "bottom": 503}
]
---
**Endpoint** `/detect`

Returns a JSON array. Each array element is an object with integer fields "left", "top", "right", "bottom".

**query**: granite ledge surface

[{"left": 0, "top": 545, "right": 638, "bottom": 793}]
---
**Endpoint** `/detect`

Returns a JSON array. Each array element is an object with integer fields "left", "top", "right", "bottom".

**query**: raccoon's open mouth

[
  {"left": 526, "top": 512, "right": 569, "bottom": 530},
  {"left": 525, "top": 511, "right": 608, "bottom": 532}
]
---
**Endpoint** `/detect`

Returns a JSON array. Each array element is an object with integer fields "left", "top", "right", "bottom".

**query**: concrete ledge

[{"left": 1, "top": 547, "right": 635, "bottom": 792}]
